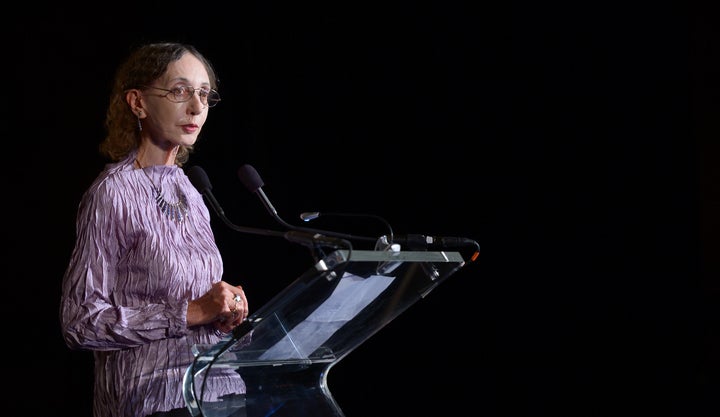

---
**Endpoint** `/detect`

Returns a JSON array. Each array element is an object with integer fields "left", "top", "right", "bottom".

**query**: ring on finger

[{"left": 233, "top": 294, "right": 242, "bottom": 303}]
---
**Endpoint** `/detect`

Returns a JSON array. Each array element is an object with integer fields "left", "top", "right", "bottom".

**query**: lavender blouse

[{"left": 60, "top": 152, "right": 244, "bottom": 417}]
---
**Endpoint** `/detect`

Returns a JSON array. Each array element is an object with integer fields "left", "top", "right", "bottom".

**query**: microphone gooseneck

[
  {"left": 237, "top": 164, "right": 282, "bottom": 222},
  {"left": 300, "top": 211, "right": 395, "bottom": 247},
  {"left": 300, "top": 212, "right": 480, "bottom": 261},
  {"left": 237, "top": 164, "right": 376, "bottom": 244},
  {"left": 188, "top": 165, "right": 226, "bottom": 218},
  {"left": 188, "top": 165, "right": 282, "bottom": 238},
  {"left": 235, "top": 164, "right": 480, "bottom": 262},
  {"left": 187, "top": 165, "right": 349, "bottom": 250}
]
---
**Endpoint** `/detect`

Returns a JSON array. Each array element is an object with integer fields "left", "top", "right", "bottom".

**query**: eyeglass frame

[{"left": 138, "top": 84, "right": 221, "bottom": 108}]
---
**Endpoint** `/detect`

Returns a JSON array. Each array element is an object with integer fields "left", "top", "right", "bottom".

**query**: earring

[{"left": 137, "top": 111, "right": 143, "bottom": 132}]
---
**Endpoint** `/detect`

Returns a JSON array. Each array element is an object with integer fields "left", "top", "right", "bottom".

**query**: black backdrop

[{"left": 10, "top": 1, "right": 720, "bottom": 416}]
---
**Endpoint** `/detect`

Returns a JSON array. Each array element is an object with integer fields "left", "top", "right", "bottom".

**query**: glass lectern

[{"left": 183, "top": 248, "right": 467, "bottom": 417}]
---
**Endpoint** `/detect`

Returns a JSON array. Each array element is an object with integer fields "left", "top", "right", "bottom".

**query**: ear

[{"left": 125, "top": 89, "right": 145, "bottom": 118}]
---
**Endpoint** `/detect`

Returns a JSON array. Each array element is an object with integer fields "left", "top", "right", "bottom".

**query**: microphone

[
  {"left": 300, "top": 211, "right": 479, "bottom": 260},
  {"left": 236, "top": 164, "right": 479, "bottom": 262},
  {"left": 391, "top": 234, "right": 476, "bottom": 248},
  {"left": 392, "top": 234, "right": 481, "bottom": 261},
  {"left": 237, "top": 164, "right": 376, "bottom": 244},
  {"left": 300, "top": 211, "right": 394, "bottom": 244},
  {"left": 237, "top": 164, "right": 289, "bottom": 229},
  {"left": 301, "top": 210, "right": 400, "bottom": 253},
  {"left": 298, "top": 212, "right": 321, "bottom": 221},
  {"left": 187, "top": 166, "right": 349, "bottom": 250}
]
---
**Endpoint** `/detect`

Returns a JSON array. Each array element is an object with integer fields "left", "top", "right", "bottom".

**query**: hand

[
  {"left": 214, "top": 283, "right": 249, "bottom": 334},
  {"left": 188, "top": 281, "right": 249, "bottom": 332}
]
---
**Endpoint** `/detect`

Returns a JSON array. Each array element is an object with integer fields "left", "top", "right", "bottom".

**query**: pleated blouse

[{"left": 60, "top": 151, "right": 244, "bottom": 417}]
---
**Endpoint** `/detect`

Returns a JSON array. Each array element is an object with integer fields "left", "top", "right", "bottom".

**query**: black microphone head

[
  {"left": 187, "top": 165, "right": 212, "bottom": 193},
  {"left": 237, "top": 164, "right": 264, "bottom": 193}
]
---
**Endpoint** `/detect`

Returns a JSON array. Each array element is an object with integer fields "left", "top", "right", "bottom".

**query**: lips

[{"left": 181, "top": 124, "right": 199, "bottom": 134}]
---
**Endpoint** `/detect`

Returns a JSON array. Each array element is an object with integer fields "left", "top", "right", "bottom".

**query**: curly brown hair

[{"left": 98, "top": 42, "right": 219, "bottom": 167}]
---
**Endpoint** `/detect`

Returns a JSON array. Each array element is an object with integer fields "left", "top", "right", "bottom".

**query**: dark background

[{"left": 10, "top": 1, "right": 720, "bottom": 416}]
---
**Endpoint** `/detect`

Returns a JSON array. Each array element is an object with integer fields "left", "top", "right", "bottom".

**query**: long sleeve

[
  {"left": 58, "top": 156, "right": 242, "bottom": 417},
  {"left": 60, "top": 174, "right": 191, "bottom": 351}
]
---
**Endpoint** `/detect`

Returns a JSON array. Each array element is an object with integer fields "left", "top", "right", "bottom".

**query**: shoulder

[{"left": 78, "top": 158, "right": 139, "bottom": 213}]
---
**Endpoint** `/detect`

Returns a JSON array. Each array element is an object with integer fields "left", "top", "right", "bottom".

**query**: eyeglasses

[{"left": 140, "top": 85, "right": 221, "bottom": 108}]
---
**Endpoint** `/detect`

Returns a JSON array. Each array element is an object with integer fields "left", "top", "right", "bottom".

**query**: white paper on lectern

[{"left": 259, "top": 273, "right": 394, "bottom": 360}]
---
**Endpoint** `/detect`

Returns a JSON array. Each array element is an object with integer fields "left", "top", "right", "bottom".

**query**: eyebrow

[{"left": 167, "top": 77, "right": 211, "bottom": 86}]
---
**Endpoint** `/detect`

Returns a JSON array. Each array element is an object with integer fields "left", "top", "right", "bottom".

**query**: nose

[{"left": 188, "top": 92, "right": 205, "bottom": 114}]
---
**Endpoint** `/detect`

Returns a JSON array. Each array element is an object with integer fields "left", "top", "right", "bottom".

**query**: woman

[{"left": 60, "top": 42, "right": 249, "bottom": 417}]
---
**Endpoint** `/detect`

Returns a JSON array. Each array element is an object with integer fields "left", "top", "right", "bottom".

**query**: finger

[
  {"left": 229, "top": 295, "right": 242, "bottom": 315},
  {"left": 236, "top": 291, "right": 248, "bottom": 313},
  {"left": 216, "top": 321, "right": 233, "bottom": 334},
  {"left": 230, "top": 290, "right": 248, "bottom": 316}
]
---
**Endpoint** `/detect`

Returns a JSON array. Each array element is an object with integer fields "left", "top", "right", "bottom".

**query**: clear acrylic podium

[{"left": 183, "top": 248, "right": 467, "bottom": 417}]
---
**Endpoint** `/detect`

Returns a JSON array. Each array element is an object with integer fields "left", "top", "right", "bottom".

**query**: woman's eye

[{"left": 172, "top": 86, "right": 189, "bottom": 97}]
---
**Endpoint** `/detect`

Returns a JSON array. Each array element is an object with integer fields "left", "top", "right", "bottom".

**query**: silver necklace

[{"left": 136, "top": 159, "right": 188, "bottom": 223}]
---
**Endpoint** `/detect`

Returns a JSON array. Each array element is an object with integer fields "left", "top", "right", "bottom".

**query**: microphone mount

[
  {"left": 187, "top": 165, "right": 351, "bottom": 251},
  {"left": 236, "top": 164, "right": 480, "bottom": 263},
  {"left": 237, "top": 164, "right": 377, "bottom": 244},
  {"left": 300, "top": 211, "right": 394, "bottom": 247}
]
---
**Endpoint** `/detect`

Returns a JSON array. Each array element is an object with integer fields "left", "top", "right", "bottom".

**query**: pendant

[{"left": 153, "top": 186, "right": 188, "bottom": 223}]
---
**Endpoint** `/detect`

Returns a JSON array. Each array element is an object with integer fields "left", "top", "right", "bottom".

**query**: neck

[{"left": 135, "top": 144, "right": 180, "bottom": 168}]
